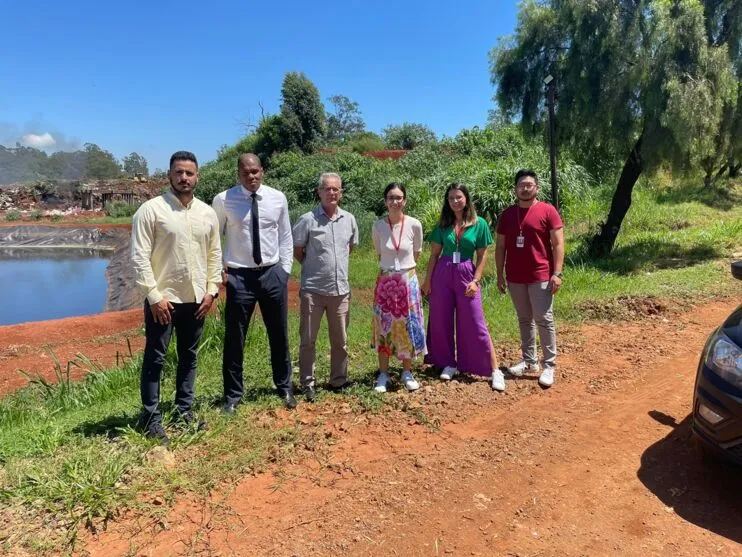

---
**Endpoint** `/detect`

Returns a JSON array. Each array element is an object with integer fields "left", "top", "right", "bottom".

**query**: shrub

[
  {"left": 4, "top": 210, "right": 21, "bottom": 222},
  {"left": 104, "top": 200, "right": 140, "bottom": 218},
  {"left": 30, "top": 210, "right": 43, "bottom": 220}
]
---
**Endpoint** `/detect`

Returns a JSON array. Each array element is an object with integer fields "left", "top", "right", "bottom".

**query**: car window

[{"left": 721, "top": 304, "right": 742, "bottom": 346}]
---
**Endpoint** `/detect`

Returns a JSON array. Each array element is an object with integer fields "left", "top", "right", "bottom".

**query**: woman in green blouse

[{"left": 421, "top": 183, "right": 502, "bottom": 390}]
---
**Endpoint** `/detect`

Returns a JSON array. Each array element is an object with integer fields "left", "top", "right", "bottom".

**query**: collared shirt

[
  {"left": 131, "top": 190, "right": 222, "bottom": 305},
  {"left": 292, "top": 205, "right": 359, "bottom": 296},
  {"left": 212, "top": 183, "right": 293, "bottom": 274}
]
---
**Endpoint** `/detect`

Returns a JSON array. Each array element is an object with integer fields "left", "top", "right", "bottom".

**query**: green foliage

[
  {"left": 344, "top": 131, "right": 386, "bottom": 153},
  {"left": 279, "top": 72, "right": 326, "bottom": 153},
  {"left": 198, "top": 124, "right": 593, "bottom": 235},
  {"left": 83, "top": 143, "right": 121, "bottom": 180},
  {"left": 104, "top": 200, "right": 140, "bottom": 218},
  {"left": 326, "top": 94, "right": 365, "bottom": 142},
  {"left": 491, "top": 0, "right": 741, "bottom": 253},
  {"left": 29, "top": 210, "right": 42, "bottom": 220},
  {"left": 382, "top": 122, "right": 437, "bottom": 150},
  {"left": 122, "top": 152, "right": 149, "bottom": 177},
  {"left": 4, "top": 209, "right": 21, "bottom": 221}
]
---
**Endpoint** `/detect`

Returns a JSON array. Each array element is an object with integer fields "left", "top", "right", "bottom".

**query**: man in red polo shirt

[{"left": 495, "top": 169, "right": 564, "bottom": 390}]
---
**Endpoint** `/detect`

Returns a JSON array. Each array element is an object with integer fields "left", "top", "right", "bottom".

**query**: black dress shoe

[
  {"left": 281, "top": 392, "right": 297, "bottom": 409},
  {"left": 326, "top": 380, "right": 353, "bottom": 393},
  {"left": 221, "top": 403, "right": 238, "bottom": 415},
  {"left": 304, "top": 385, "right": 316, "bottom": 403},
  {"left": 177, "top": 411, "right": 209, "bottom": 431},
  {"left": 144, "top": 421, "right": 170, "bottom": 446}
]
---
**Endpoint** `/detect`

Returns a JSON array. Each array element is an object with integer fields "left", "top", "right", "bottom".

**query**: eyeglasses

[
  {"left": 321, "top": 188, "right": 343, "bottom": 194},
  {"left": 386, "top": 196, "right": 404, "bottom": 201}
]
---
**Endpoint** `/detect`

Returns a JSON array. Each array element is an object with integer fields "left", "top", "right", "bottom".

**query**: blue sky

[{"left": 1, "top": 0, "right": 518, "bottom": 170}]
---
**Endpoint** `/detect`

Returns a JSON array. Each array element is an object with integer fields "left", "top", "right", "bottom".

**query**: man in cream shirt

[{"left": 131, "top": 151, "right": 222, "bottom": 444}]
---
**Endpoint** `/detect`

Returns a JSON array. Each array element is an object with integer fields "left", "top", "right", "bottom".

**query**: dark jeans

[
  {"left": 141, "top": 300, "right": 204, "bottom": 422},
  {"left": 223, "top": 265, "right": 292, "bottom": 405}
]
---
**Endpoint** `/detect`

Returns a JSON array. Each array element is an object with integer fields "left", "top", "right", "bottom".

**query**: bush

[
  {"left": 51, "top": 213, "right": 63, "bottom": 222},
  {"left": 198, "top": 124, "right": 595, "bottom": 233},
  {"left": 105, "top": 200, "right": 140, "bottom": 218},
  {"left": 30, "top": 210, "right": 43, "bottom": 220},
  {"left": 4, "top": 210, "right": 21, "bottom": 222}
]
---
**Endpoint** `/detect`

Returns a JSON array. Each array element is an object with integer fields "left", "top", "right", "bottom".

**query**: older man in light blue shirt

[{"left": 293, "top": 172, "right": 359, "bottom": 401}]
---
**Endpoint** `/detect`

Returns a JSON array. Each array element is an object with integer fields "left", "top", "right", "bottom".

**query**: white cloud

[{"left": 21, "top": 132, "right": 57, "bottom": 149}]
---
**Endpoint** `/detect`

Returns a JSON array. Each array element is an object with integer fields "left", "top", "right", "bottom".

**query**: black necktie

[{"left": 251, "top": 192, "right": 262, "bottom": 265}]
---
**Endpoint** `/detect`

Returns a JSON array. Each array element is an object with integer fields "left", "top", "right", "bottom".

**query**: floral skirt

[{"left": 372, "top": 268, "right": 427, "bottom": 361}]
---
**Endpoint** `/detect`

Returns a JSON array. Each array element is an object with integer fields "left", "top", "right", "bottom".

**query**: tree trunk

[
  {"left": 729, "top": 156, "right": 741, "bottom": 178},
  {"left": 587, "top": 135, "right": 644, "bottom": 259},
  {"left": 712, "top": 164, "right": 729, "bottom": 186}
]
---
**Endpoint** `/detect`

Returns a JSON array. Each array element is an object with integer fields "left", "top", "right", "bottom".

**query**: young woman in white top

[{"left": 371, "top": 183, "right": 427, "bottom": 392}]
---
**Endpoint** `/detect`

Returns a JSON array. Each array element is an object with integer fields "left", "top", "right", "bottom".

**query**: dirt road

[{"left": 79, "top": 298, "right": 741, "bottom": 556}]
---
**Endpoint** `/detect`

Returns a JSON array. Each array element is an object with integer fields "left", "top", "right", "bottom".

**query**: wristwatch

[
  {"left": 553, "top": 272, "right": 563, "bottom": 279},
  {"left": 474, "top": 279, "right": 481, "bottom": 286}
]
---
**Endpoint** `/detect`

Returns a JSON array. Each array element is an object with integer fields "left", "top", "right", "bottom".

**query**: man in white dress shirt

[
  {"left": 131, "top": 151, "right": 222, "bottom": 444},
  {"left": 212, "top": 153, "right": 296, "bottom": 411}
]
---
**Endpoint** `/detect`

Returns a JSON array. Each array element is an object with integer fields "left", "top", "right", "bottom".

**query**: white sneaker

[
  {"left": 539, "top": 366, "right": 555, "bottom": 388},
  {"left": 439, "top": 366, "right": 460, "bottom": 381},
  {"left": 401, "top": 371, "right": 420, "bottom": 392},
  {"left": 491, "top": 369, "right": 506, "bottom": 392},
  {"left": 507, "top": 360, "right": 540, "bottom": 377},
  {"left": 374, "top": 372, "right": 390, "bottom": 393}
]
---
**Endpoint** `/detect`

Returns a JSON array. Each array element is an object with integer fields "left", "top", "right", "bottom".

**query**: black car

[{"left": 692, "top": 261, "right": 742, "bottom": 464}]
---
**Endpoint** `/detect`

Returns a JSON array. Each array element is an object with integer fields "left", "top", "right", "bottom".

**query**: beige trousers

[{"left": 299, "top": 290, "right": 350, "bottom": 387}]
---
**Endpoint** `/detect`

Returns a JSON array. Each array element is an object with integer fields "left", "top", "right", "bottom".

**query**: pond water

[{"left": 0, "top": 254, "right": 110, "bottom": 326}]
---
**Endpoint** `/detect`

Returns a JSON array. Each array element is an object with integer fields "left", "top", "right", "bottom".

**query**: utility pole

[{"left": 544, "top": 74, "right": 559, "bottom": 211}]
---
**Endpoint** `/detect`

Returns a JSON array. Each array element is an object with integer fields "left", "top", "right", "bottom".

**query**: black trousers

[
  {"left": 141, "top": 301, "right": 204, "bottom": 421},
  {"left": 222, "top": 265, "right": 292, "bottom": 405}
]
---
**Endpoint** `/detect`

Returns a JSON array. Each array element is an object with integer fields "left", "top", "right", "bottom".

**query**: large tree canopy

[
  {"left": 491, "top": 0, "right": 740, "bottom": 257},
  {"left": 326, "top": 94, "right": 366, "bottom": 142},
  {"left": 279, "top": 71, "right": 326, "bottom": 153},
  {"left": 122, "top": 152, "right": 149, "bottom": 177}
]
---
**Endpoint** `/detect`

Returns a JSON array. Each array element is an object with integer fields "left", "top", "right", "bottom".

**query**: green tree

[
  {"left": 83, "top": 143, "right": 121, "bottom": 179},
  {"left": 122, "top": 152, "right": 149, "bottom": 176},
  {"left": 0, "top": 144, "right": 48, "bottom": 184},
  {"left": 491, "top": 0, "right": 738, "bottom": 257},
  {"left": 279, "top": 72, "right": 326, "bottom": 153},
  {"left": 382, "top": 122, "right": 437, "bottom": 150},
  {"left": 326, "top": 94, "right": 366, "bottom": 142},
  {"left": 45, "top": 150, "right": 87, "bottom": 180}
]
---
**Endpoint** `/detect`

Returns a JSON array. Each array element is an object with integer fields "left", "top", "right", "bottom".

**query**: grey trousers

[
  {"left": 299, "top": 290, "right": 351, "bottom": 388},
  {"left": 508, "top": 281, "right": 557, "bottom": 367}
]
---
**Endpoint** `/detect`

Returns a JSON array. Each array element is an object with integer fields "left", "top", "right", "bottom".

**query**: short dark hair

[
  {"left": 514, "top": 168, "right": 539, "bottom": 186},
  {"left": 238, "top": 153, "right": 262, "bottom": 170},
  {"left": 383, "top": 182, "right": 406, "bottom": 199},
  {"left": 169, "top": 151, "right": 198, "bottom": 169},
  {"left": 439, "top": 183, "right": 477, "bottom": 229}
]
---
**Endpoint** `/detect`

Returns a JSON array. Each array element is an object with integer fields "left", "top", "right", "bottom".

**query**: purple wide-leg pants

[{"left": 424, "top": 256, "right": 493, "bottom": 376}]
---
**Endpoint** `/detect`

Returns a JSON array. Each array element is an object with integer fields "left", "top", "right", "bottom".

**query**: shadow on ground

[
  {"left": 656, "top": 182, "right": 741, "bottom": 212},
  {"left": 638, "top": 411, "right": 742, "bottom": 544},
  {"left": 570, "top": 237, "right": 722, "bottom": 275}
]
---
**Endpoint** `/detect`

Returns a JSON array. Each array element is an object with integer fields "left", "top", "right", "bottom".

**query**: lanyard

[
  {"left": 388, "top": 215, "right": 405, "bottom": 253},
  {"left": 454, "top": 222, "right": 466, "bottom": 250}
]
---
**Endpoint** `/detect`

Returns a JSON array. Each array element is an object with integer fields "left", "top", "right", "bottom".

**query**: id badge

[
  {"left": 452, "top": 251, "right": 461, "bottom": 264},
  {"left": 393, "top": 257, "right": 401, "bottom": 272},
  {"left": 516, "top": 235, "right": 525, "bottom": 248}
]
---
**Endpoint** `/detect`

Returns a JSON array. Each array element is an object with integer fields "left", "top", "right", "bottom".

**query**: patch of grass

[{"left": 4, "top": 210, "right": 21, "bottom": 222}]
